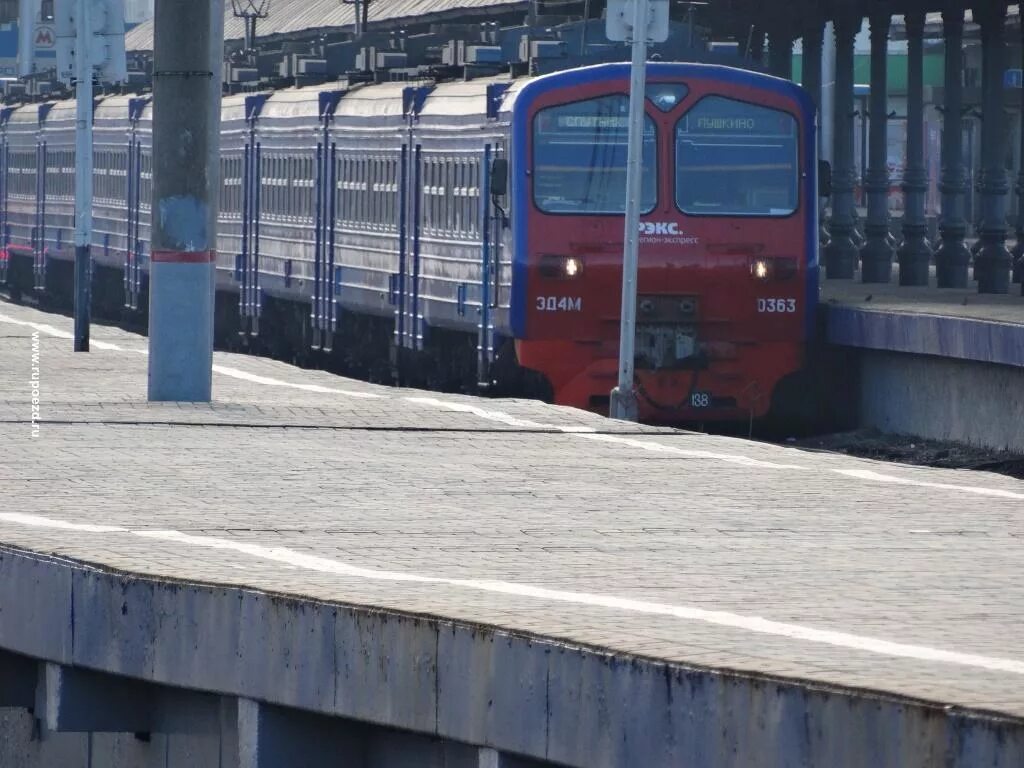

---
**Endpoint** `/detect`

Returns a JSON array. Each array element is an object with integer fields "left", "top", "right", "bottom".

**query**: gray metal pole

[
  {"left": 609, "top": 0, "right": 648, "bottom": 423},
  {"left": 860, "top": 10, "right": 894, "bottom": 283},
  {"left": 17, "top": 0, "right": 34, "bottom": 77},
  {"left": 147, "top": 0, "right": 224, "bottom": 401},
  {"left": 72, "top": 0, "right": 93, "bottom": 352},
  {"left": 898, "top": 10, "right": 931, "bottom": 286},
  {"left": 824, "top": 10, "right": 859, "bottom": 279},
  {"left": 974, "top": 0, "right": 1011, "bottom": 294},
  {"left": 935, "top": 4, "right": 970, "bottom": 288}
]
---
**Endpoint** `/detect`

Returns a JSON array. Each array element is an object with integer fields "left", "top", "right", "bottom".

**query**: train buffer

[{"left": 0, "top": 299, "right": 1022, "bottom": 767}]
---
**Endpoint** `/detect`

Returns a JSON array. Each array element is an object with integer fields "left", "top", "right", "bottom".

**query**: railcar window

[
  {"left": 532, "top": 94, "right": 656, "bottom": 215},
  {"left": 675, "top": 96, "right": 798, "bottom": 217}
]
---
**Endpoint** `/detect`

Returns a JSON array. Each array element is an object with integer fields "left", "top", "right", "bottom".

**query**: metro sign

[{"left": 35, "top": 25, "right": 56, "bottom": 48}]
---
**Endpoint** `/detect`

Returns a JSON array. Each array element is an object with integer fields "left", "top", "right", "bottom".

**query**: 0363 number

[{"left": 757, "top": 298, "right": 797, "bottom": 313}]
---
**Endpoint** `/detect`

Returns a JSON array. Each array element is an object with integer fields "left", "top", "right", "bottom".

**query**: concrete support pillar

[
  {"left": 238, "top": 698, "right": 363, "bottom": 767},
  {"left": 973, "top": 0, "right": 1012, "bottom": 293},
  {"left": 824, "top": 10, "right": 860, "bottom": 278},
  {"left": 767, "top": 31, "right": 794, "bottom": 80},
  {"left": 898, "top": 10, "right": 932, "bottom": 285},
  {"left": 147, "top": 0, "right": 224, "bottom": 401},
  {"left": 0, "top": 650, "right": 37, "bottom": 709},
  {"left": 935, "top": 4, "right": 971, "bottom": 287},
  {"left": 860, "top": 9, "right": 895, "bottom": 282},
  {"left": 35, "top": 663, "right": 223, "bottom": 735}
]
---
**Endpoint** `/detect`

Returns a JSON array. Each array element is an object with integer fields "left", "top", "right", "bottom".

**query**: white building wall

[{"left": 125, "top": 0, "right": 153, "bottom": 24}]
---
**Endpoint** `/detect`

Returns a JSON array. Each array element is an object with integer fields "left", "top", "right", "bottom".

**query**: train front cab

[{"left": 509, "top": 63, "right": 818, "bottom": 423}]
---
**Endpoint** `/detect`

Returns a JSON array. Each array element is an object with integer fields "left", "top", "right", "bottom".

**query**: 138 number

[{"left": 690, "top": 392, "right": 711, "bottom": 408}]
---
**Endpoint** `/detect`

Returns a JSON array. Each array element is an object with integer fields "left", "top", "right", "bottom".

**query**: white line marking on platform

[
  {"left": 405, "top": 397, "right": 598, "bottom": 432},
  {"left": 833, "top": 468, "right": 1024, "bottom": 500},
  {"left": 581, "top": 432, "right": 809, "bottom": 470},
  {"left": 0, "top": 512, "right": 128, "bottom": 534},
  {"left": 212, "top": 365, "right": 383, "bottom": 399},
  {"left": 0, "top": 314, "right": 75, "bottom": 340},
  {"left": 2, "top": 310, "right": 1022, "bottom": 499},
  {"left": 1, "top": 511, "right": 1023, "bottom": 677}
]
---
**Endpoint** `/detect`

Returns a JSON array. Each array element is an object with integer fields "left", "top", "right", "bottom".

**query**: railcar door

[
  {"left": 477, "top": 141, "right": 507, "bottom": 384},
  {"left": 33, "top": 107, "right": 49, "bottom": 291},
  {"left": 238, "top": 94, "right": 268, "bottom": 336},
  {"left": 125, "top": 97, "right": 148, "bottom": 309},
  {"left": 0, "top": 109, "right": 8, "bottom": 285},
  {"left": 311, "top": 90, "right": 344, "bottom": 352},
  {"left": 393, "top": 86, "right": 432, "bottom": 354}
]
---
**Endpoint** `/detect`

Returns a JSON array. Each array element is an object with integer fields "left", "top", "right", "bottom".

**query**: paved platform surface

[
  {"left": 821, "top": 270, "right": 1024, "bottom": 368},
  {"left": 821, "top": 274, "right": 1024, "bottom": 327},
  {"left": 1, "top": 299, "right": 1023, "bottom": 722}
]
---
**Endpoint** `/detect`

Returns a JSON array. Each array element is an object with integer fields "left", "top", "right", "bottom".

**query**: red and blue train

[{"left": 0, "top": 62, "right": 818, "bottom": 423}]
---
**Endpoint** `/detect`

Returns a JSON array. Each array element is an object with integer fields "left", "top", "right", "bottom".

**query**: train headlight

[
  {"left": 750, "top": 257, "right": 798, "bottom": 281},
  {"left": 539, "top": 255, "right": 584, "bottom": 279}
]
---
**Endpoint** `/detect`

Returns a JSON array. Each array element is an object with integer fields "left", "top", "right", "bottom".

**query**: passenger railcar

[{"left": 0, "top": 62, "right": 818, "bottom": 424}]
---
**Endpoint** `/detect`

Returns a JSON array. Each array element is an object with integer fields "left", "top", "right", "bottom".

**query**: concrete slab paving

[{"left": 0, "top": 299, "right": 1023, "bottom": 765}]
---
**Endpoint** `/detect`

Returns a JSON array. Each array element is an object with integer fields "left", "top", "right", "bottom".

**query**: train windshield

[
  {"left": 532, "top": 94, "right": 657, "bottom": 215},
  {"left": 675, "top": 96, "right": 799, "bottom": 217}
]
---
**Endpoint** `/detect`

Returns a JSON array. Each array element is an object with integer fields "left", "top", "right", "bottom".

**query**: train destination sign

[{"left": 680, "top": 111, "right": 795, "bottom": 136}]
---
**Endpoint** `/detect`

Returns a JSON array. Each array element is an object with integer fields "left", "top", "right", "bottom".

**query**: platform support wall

[{"left": 147, "top": 0, "right": 225, "bottom": 401}]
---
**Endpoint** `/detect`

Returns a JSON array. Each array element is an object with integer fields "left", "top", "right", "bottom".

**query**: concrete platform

[
  {"left": 821, "top": 275, "right": 1024, "bottom": 368},
  {"left": 1, "top": 299, "right": 1023, "bottom": 766},
  {"left": 820, "top": 275, "right": 1024, "bottom": 451}
]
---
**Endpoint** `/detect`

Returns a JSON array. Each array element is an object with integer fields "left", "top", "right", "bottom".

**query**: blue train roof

[{"left": 518, "top": 61, "right": 814, "bottom": 116}]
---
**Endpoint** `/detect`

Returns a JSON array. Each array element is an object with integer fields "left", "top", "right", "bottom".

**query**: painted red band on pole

[{"left": 150, "top": 250, "right": 217, "bottom": 264}]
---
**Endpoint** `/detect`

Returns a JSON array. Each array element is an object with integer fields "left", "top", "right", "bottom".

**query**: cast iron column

[
  {"left": 768, "top": 30, "right": 794, "bottom": 80},
  {"left": 898, "top": 10, "right": 932, "bottom": 285},
  {"left": 860, "top": 8, "right": 895, "bottom": 282},
  {"left": 824, "top": 10, "right": 860, "bottom": 278},
  {"left": 973, "top": 0, "right": 1011, "bottom": 293},
  {"left": 935, "top": 4, "right": 970, "bottom": 287},
  {"left": 1013, "top": 14, "right": 1024, "bottom": 285},
  {"left": 802, "top": 20, "right": 828, "bottom": 244},
  {"left": 802, "top": 21, "right": 824, "bottom": 121},
  {"left": 749, "top": 27, "right": 767, "bottom": 68}
]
